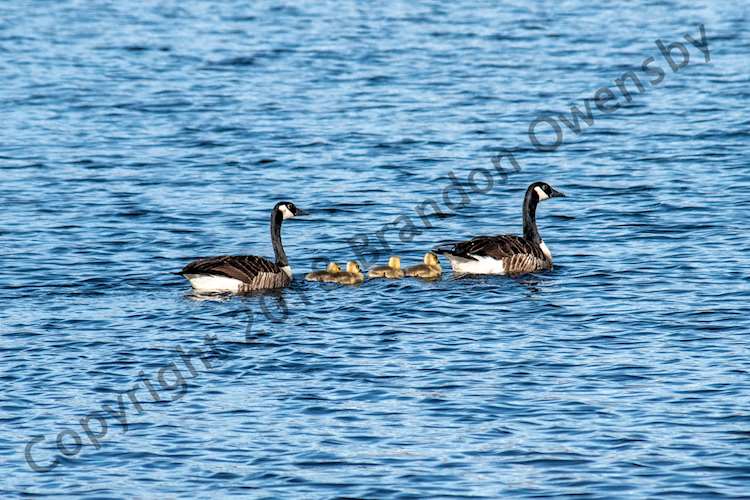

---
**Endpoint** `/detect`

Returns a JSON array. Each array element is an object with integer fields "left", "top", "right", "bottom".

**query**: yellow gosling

[
  {"left": 305, "top": 262, "right": 341, "bottom": 282},
  {"left": 404, "top": 252, "right": 442, "bottom": 280},
  {"left": 368, "top": 256, "right": 404, "bottom": 279},
  {"left": 333, "top": 261, "right": 365, "bottom": 285}
]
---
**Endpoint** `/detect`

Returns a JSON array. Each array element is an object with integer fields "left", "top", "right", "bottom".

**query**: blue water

[{"left": 2, "top": 1, "right": 750, "bottom": 498}]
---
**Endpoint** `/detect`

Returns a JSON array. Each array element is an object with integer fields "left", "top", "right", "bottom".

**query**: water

[{"left": 2, "top": 1, "right": 749, "bottom": 497}]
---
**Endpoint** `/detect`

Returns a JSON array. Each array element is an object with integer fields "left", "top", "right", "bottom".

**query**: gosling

[
  {"left": 305, "top": 262, "right": 341, "bottom": 282},
  {"left": 332, "top": 261, "right": 365, "bottom": 285},
  {"left": 368, "top": 256, "right": 404, "bottom": 279},
  {"left": 404, "top": 252, "right": 442, "bottom": 280}
]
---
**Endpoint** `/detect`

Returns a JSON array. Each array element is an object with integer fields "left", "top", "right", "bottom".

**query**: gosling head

[
  {"left": 388, "top": 256, "right": 401, "bottom": 269},
  {"left": 529, "top": 182, "right": 565, "bottom": 202},
  {"left": 326, "top": 262, "right": 341, "bottom": 273},
  {"left": 424, "top": 252, "right": 439, "bottom": 266},
  {"left": 346, "top": 261, "right": 361, "bottom": 274}
]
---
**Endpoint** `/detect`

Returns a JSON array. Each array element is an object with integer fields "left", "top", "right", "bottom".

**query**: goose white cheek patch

[
  {"left": 279, "top": 205, "right": 294, "bottom": 219},
  {"left": 534, "top": 186, "right": 549, "bottom": 200}
]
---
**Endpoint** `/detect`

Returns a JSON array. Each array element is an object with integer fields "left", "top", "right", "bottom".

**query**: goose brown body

[
  {"left": 181, "top": 255, "right": 292, "bottom": 292},
  {"left": 440, "top": 235, "right": 551, "bottom": 275}
]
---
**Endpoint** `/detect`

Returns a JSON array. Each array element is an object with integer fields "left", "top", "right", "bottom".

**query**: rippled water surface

[{"left": 2, "top": 1, "right": 750, "bottom": 498}]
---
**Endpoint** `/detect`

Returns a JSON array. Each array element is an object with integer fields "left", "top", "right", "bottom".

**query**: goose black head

[
  {"left": 529, "top": 182, "right": 565, "bottom": 202},
  {"left": 274, "top": 201, "right": 308, "bottom": 219}
]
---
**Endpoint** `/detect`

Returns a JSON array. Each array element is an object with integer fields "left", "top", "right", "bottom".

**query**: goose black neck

[
  {"left": 522, "top": 188, "right": 542, "bottom": 244},
  {"left": 270, "top": 208, "right": 288, "bottom": 267}
]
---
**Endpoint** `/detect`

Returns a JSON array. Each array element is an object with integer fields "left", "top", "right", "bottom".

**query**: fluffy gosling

[
  {"left": 333, "top": 261, "right": 365, "bottom": 285},
  {"left": 305, "top": 262, "right": 341, "bottom": 282},
  {"left": 368, "top": 256, "right": 404, "bottom": 279},
  {"left": 404, "top": 252, "right": 442, "bottom": 280}
]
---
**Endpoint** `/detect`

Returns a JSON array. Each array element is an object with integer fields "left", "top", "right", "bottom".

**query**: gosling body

[
  {"left": 404, "top": 252, "right": 442, "bottom": 280},
  {"left": 333, "top": 261, "right": 365, "bottom": 285},
  {"left": 305, "top": 262, "right": 341, "bottom": 282},
  {"left": 369, "top": 256, "right": 404, "bottom": 279}
]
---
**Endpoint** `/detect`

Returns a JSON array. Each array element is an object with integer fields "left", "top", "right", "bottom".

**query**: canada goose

[
  {"left": 178, "top": 201, "right": 307, "bottom": 293},
  {"left": 305, "top": 262, "right": 341, "bottom": 282},
  {"left": 332, "top": 261, "right": 365, "bottom": 285},
  {"left": 404, "top": 252, "right": 442, "bottom": 279},
  {"left": 368, "top": 256, "right": 404, "bottom": 279},
  {"left": 434, "top": 182, "right": 565, "bottom": 275}
]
